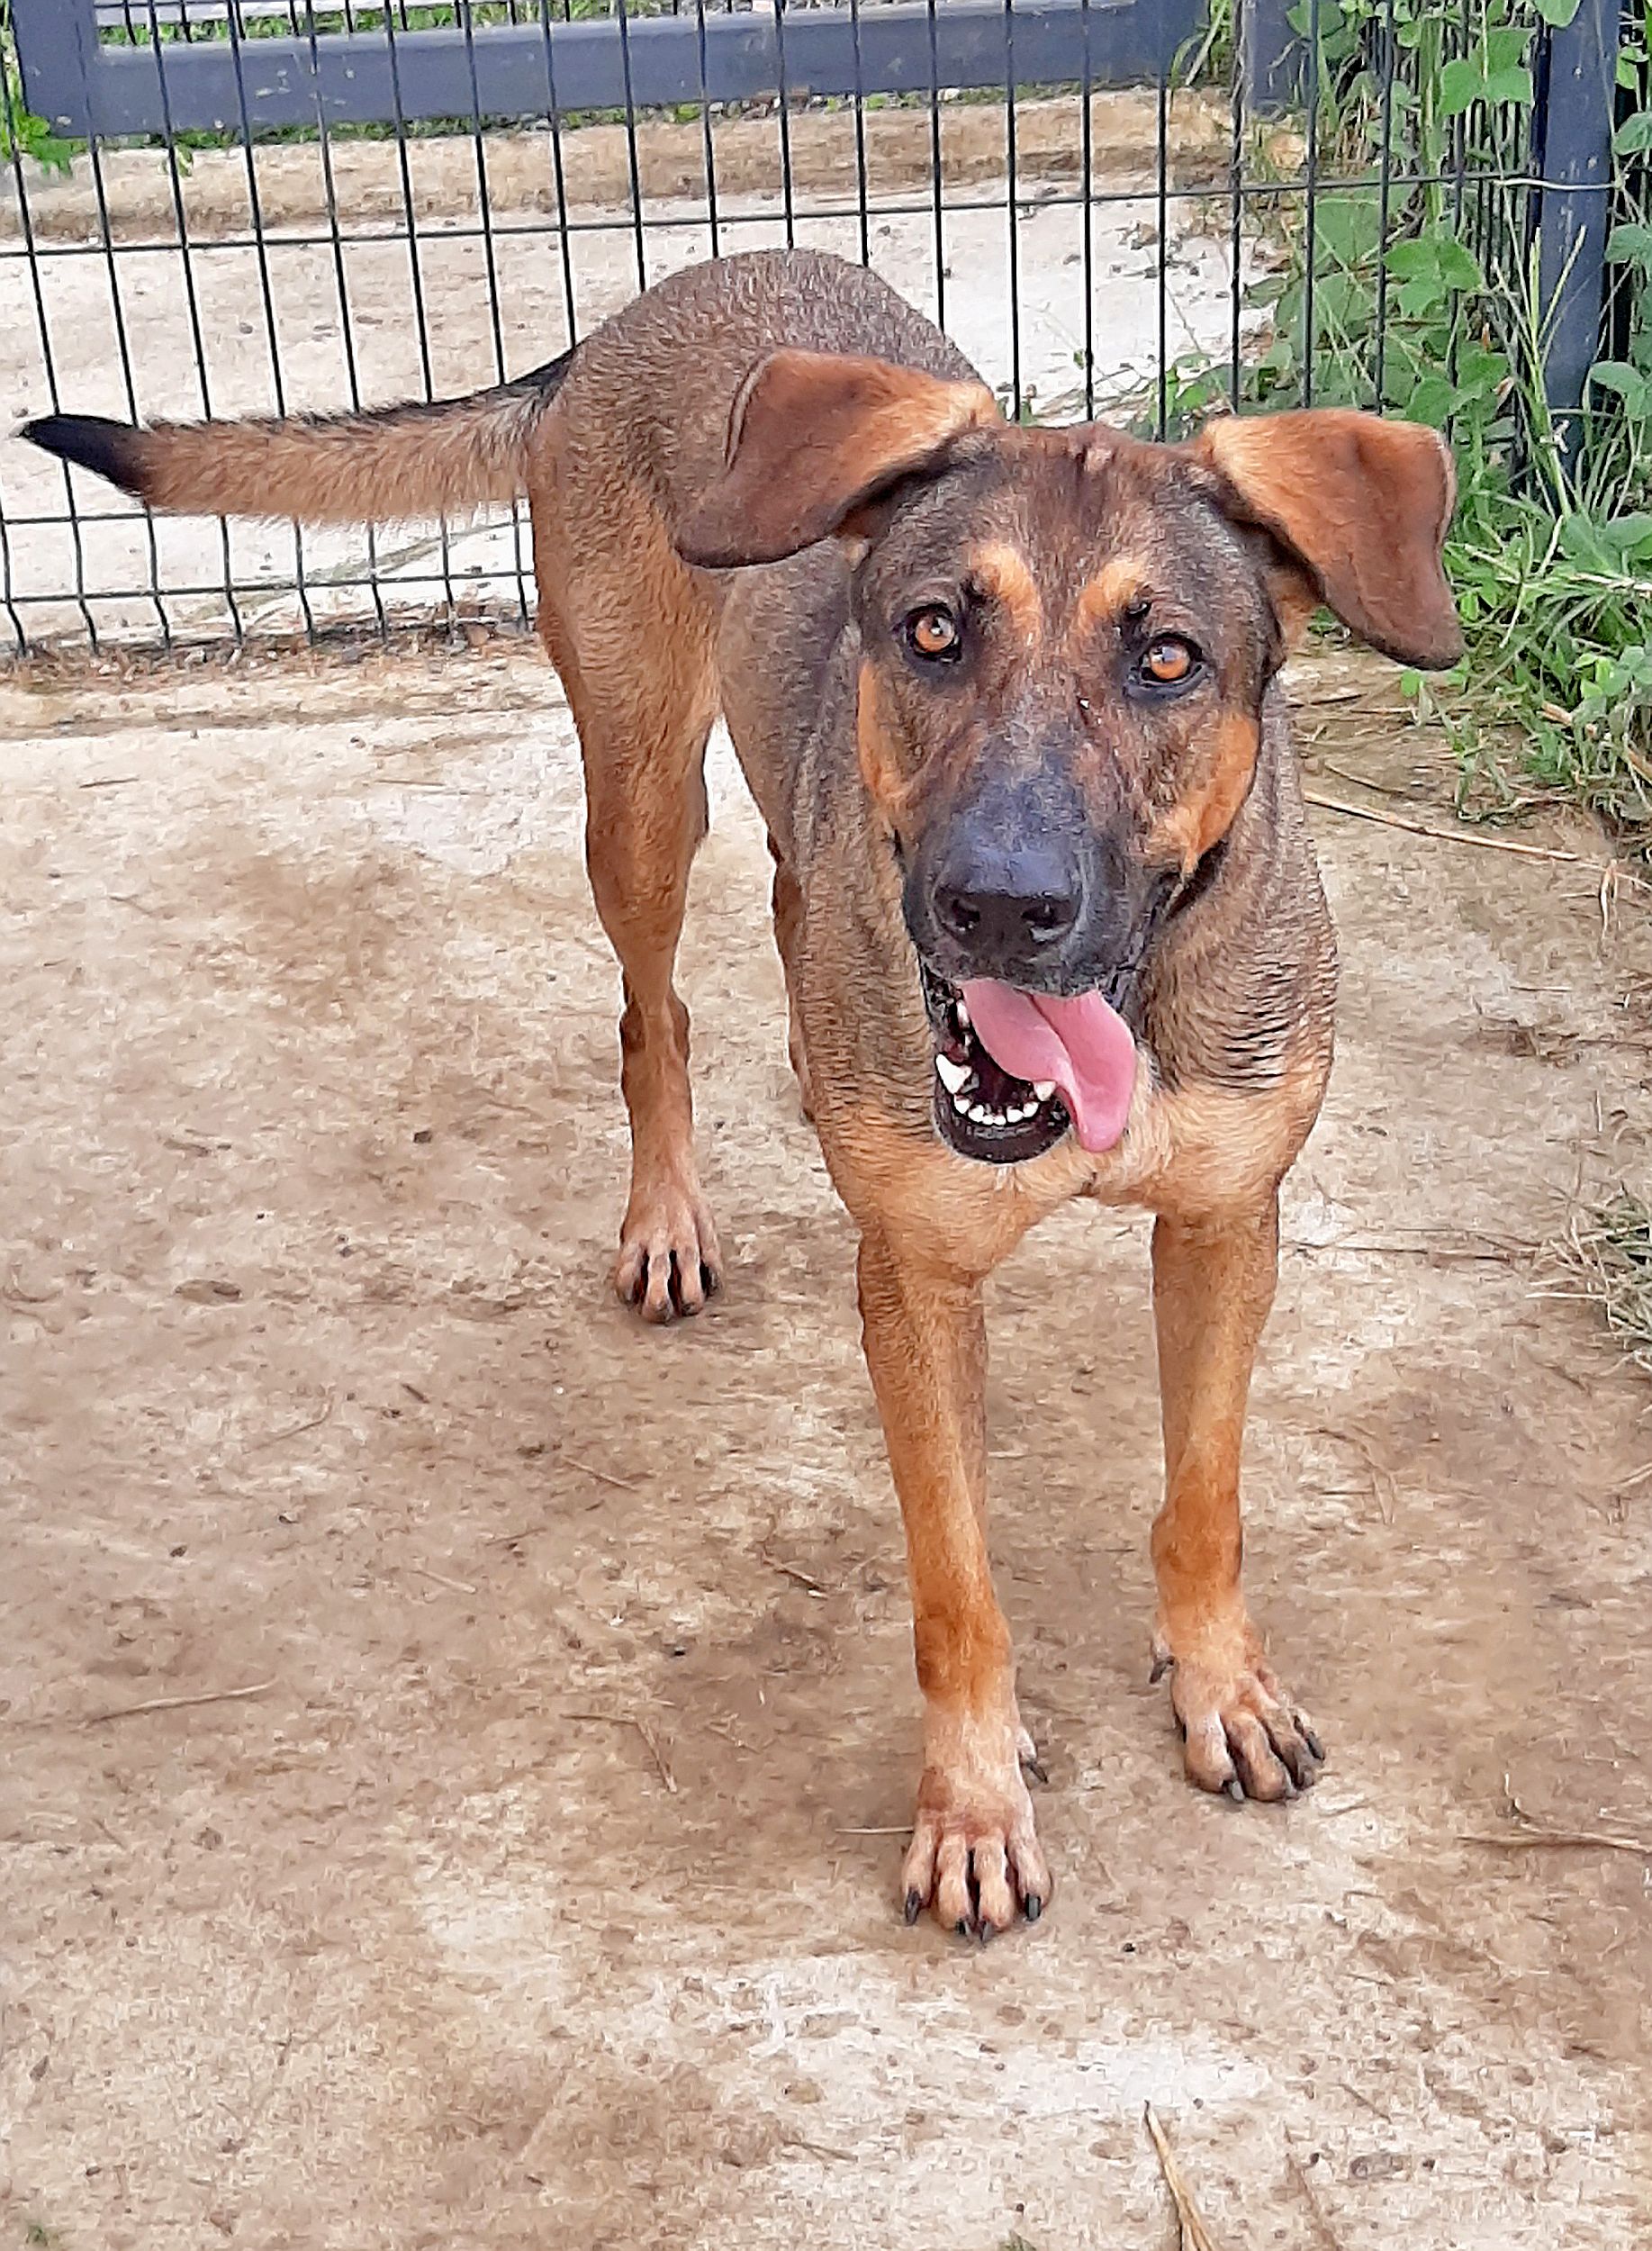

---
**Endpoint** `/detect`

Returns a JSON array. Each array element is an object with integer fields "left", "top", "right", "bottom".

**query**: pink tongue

[{"left": 961, "top": 980, "right": 1138, "bottom": 1154}]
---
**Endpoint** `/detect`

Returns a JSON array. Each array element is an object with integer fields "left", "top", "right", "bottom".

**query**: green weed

[
  {"left": 1165, "top": 0, "right": 1652, "bottom": 850},
  {"left": 1, "top": 3, "right": 79, "bottom": 174},
  {"left": 96, "top": 2, "right": 672, "bottom": 41}
]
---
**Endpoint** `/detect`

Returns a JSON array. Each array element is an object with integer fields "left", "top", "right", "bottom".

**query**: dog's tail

[{"left": 20, "top": 348, "right": 574, "bottom": 524}]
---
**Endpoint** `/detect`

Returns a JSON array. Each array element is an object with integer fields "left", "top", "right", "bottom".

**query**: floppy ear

[
  {"left": 1194, "top": 408, "right": 1463, "bottom": 669},
  {"left": 673, "top": 348, "right": 1000, "bottom": 570}
]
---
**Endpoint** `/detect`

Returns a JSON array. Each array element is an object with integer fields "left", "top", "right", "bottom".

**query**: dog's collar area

[{"left": 919, "top": 963, "right": 1072, "bottom": 1164}]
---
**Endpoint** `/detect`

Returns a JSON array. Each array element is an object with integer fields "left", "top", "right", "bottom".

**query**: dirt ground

[{"left": 3, "top": 637, "right": 1651, "bottom": 2251}]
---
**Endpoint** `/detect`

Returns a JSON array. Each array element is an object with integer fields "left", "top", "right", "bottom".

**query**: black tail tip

[{"left": 20, "top": 412, "right": 148, "bottom": 495}]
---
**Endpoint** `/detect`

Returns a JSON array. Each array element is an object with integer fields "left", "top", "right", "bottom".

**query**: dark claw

[
  {"left": 904, "top": 1888, "right": 923, "bottom": 1926},
  {"left": 1277, "top": 1734, "right": 1320, "bottom": 1790},
  {"left": 701, "top": 1261, "right": 720, "bottom": 1298},
  {"left": 1021, "top": 1753, "right": 1050, "bottom": 1786},
  {"left": 1149, "top": 1653, "right": 1172, "bottom": 1686},
  {"left": 955, "top": 1917, "right": 971, "bottom": 1939},
  {"left": 1223, "top": 1776, "right": 1245, "bottom": 1803},
  {"left": 1024, "top": 1894, "right": 1043, "bottom": 1924},
  {"left": 978, "top": 1921, "right": 996, "bottom": 1948},
  {"left": 1301, "top": 1722, "right": 1326, "bottom": 1762}
]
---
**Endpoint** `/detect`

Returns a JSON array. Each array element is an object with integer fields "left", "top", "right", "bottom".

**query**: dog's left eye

[
  {"left": 1137, "top": 635, "right": 1200, "bottom": 688},
  {"left": 904, "top": 606, "right": 961, "bottom": 662}
]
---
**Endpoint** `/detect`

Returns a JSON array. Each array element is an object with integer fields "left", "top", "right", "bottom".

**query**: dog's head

[{"left": 678, "top": 350, "right": 1459, "bottom": 1166}]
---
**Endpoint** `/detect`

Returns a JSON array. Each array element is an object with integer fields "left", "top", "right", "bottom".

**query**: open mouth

[
  {"left": 920, "top": 962, "right": 1141, "bottom": 1167},
  {"left": 921, "top": 963, "right": 1072, "bottom": 1164}
]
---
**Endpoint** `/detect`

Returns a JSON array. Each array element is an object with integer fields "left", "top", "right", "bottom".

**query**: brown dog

[{"left": 25, "top": 248, "right": 1460, "bottom": 1937}]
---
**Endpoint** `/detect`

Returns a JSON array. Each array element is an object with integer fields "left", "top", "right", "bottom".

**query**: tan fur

[
  {"left": 967, "top": 542, "right": 1043, "bottom": 646},
  {"left": 675, "top": 348, "right": 999, "bottom": 570},
  {"left": 855, "top": 659, "right": 911, "bottom": 826},
  {"left": 1193, "top": 409, "right": 1462, "bottom": 667},
  {"left": 1068, "top": 555, "right": 1149, "bottom": 640},
  {"left": 130, "top": 383, "right": 552, "bottom": 523},
  {"left": 1148, "top": 710, "right": 1265, "bottom": 872}
]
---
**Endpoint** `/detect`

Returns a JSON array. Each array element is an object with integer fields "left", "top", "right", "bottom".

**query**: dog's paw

[
  {"left": 1152, "top": 1623, "right": 1324, "bottom": 1803},
  {"left": 614, "top": 1174, "right": 722, "bottom": 1323},
  {"left": 899, "top": 1727, "right": 1052, "bottom": 1939}
]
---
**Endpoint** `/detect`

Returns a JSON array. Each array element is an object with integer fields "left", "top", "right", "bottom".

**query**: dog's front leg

[
  {"left": 1149, "top": 1198, "right": 1324, "bottom": 1803},
  {"left": 857, "top": 1228, "right": 1051, "bottom": 1937}
]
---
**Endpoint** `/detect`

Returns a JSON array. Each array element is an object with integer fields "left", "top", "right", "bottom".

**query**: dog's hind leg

[{"left": 536, "top": 515, "right": 722, "bottom": 1322}]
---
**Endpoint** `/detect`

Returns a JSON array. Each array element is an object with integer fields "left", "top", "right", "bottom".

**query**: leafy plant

[
  {"left": 1169, "top": 0, "right": 1652, "bottom": 849},
  {"left": 1, "top": 3, "right": 78, "bottom": 175}
]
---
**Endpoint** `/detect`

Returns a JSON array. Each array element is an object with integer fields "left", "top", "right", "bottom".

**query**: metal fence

[
  {"left": 22, "top": 0, "right": 1202, "bottom": 131},
  {"left": 0, "top": 0, "right": 1628, "bottom": 651}
]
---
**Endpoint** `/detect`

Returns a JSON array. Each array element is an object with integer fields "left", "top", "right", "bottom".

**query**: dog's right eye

[
  {"left": 903, "top": 606, "right": 961, "bottom": 662},
  {"left": 1134, "top": 634, "right": 1202, "bottom": 691}
]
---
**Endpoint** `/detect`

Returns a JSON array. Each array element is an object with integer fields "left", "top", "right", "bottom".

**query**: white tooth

[
  {"left": 935, "top": 1053, "right": 970, "bottom": 1093},
  {"left": 956, "top": 999, "right": 971, "bottom": 1032},
  {"left": 1012, "top": 1103, "right": 1035, "bottom": 1122},
  {"left": 952, "top": 1091, "right": 973, "bottom": 1115},
  {"left": 1033, "top": 1081, "right": 1056, "bottom": 1101},
  {"left": 968, "top": 1103, "right": 993, "bottom": 1123}
]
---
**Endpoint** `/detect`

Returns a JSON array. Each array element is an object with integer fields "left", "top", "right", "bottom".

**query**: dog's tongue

[{"left": 961, "top": 980, "right": 1137, "bottom": 1153}]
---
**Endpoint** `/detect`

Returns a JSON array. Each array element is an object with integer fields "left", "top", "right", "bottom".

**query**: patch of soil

[{"left": 3, "top": 646, "right": 1649, "bottom": 2250}]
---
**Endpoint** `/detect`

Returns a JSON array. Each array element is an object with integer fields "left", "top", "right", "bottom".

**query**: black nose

[
  {"left": 936, "top": 881, "right": 1078, "bottom": 950},
  {"left": 930, "top": 839, "right": 1083, "bottom": 975}
]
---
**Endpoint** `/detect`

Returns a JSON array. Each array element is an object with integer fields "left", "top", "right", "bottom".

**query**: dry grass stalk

[
  {"left": 1464, "top": 1778, "right": 1652, "bottom": 1861},
  {"left": 1144, "top": 2104, "right": 1224, "bottom": 2251},
  {"left": 568, "top": 1709, "right": 678, "bottom": 1794},
  {"left": 83, "top": 1679, "right": 275, "bottom": 1725},
  {"left": 559, "top": 1455, "right": 639, "bottom": 1493},
  {"left": 1558, "top": 1196, "right": 1652, "bottom": 1379},
  {"left": 1286, "top": 2156, "right": 1346, "bottom": 2250},
  {"left": 1302, "top": 789, "right": 1580, "bottom": 863}
]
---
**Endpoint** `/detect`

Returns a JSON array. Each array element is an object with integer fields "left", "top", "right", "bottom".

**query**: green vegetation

[
  {"left": 1164, "top": 1, "right": 1652, "bottom": 850},
  {"left": 1, "top": 1, "right": 78, "bottom": 173},
  {"left": 5, "top": 1, "right": 680, "bottom": 161},
  {"left": 8, "top": 4, "right": 1651, "bottom": 848},
  {"left": 96, "top": 2, "right": 674, "bottom": 38}
]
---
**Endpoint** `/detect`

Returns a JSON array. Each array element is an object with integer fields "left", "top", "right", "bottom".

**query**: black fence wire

[{"left": 0, "top": 0, "right": 1627, "bottom": 652}]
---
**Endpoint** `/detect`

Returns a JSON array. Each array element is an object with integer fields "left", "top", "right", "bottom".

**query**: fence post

[
  {"left": 1242, "top": 0, "right": 1305, "bottom": 115},
  {"left": 12, "top": 0, "right": 102, "bottom": 140},
  {"left": 1537, "top": 0, "right": 1621, "bottom": 443}
]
